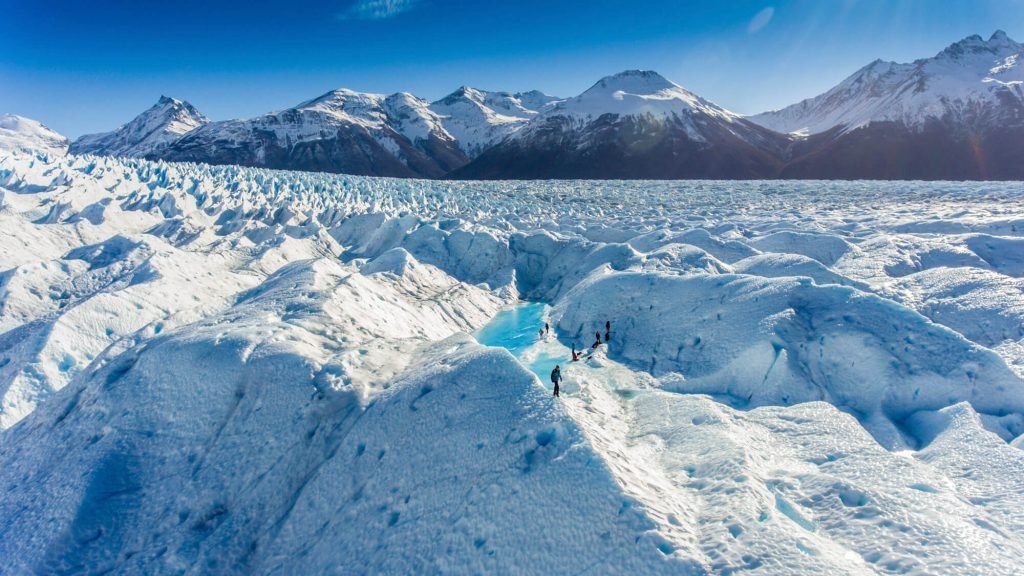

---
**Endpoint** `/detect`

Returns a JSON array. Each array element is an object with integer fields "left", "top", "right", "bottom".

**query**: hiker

[
  {"left": 551, "top": 365, "right": 562, "bottom": 397},
  {"left": 545, "top": 322, "right": 550, "bottom": 336},
  {"left": 593, "top": 330, "right": 602, "bottom": 348},
  {"left": 572, "top": 344, "right": 580, "bottom": 361},
  {"left": 605, "top": 320, "right": 611, "bottom": 343},
  {"left": 539, "top": 328, "right": 544, "bottom": 339}
]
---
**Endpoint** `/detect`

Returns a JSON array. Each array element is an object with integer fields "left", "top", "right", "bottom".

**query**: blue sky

[{"left": 2, "top": 0, "right": 1021, "bottom": 138}]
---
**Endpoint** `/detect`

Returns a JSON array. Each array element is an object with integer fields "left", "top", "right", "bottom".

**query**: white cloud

[
  {"left": 748, "top": 6, "right": 775, "bottom": 34},
  {"left": 338, "top": 0, "right": 419, "bottom": 20}
]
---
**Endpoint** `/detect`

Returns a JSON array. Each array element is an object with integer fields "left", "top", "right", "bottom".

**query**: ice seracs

[
  {"left": 70, "top": 96, "right": 208, "bottom": 158},
  {"left": 1, "top": 148, "right": 1024, "bottom": 573},
  {"left": 0, "top": 114, "right": 68, "bottom": 155}
]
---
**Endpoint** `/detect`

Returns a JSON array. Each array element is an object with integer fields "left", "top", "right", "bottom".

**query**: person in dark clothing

[
  {"left": 572, "top": 344, "right": 580, "bottom": 361},
  {"left": 593, "top": 331, "right": 602, "bottom": 348},
  {"left": 550, "top": 365, "right": 562, "bottom": 397},
  {"left": 605, "top": 320, "right": 611, "bottom": 343},
  {"left": 545, "top": 322, "right": 550, "bottom": 335}
]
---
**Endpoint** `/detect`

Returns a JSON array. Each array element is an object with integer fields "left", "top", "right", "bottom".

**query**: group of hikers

[{"left": 549, "top": 320, "right": 611, "bottom": 397}]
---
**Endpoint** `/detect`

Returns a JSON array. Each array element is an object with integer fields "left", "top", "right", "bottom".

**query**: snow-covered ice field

[{"left": 1, "top": 149, "right": 1023, "bottom": 574}]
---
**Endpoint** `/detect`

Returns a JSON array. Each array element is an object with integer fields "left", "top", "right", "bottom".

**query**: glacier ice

[{"left": 1, "top": 149, "right": 1023, "bottom": 574}]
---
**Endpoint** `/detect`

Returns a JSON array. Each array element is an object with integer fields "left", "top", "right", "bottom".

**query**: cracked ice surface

[{"left": 0, "top": 150, "right": 1023, "bottom": 574}]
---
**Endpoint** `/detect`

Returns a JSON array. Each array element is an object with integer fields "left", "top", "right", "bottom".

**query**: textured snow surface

[
  {"left": 751, "top": 31, "right": 1024, "bottom": 134},
  {"left": 1, "top": 149, "right": 1024, "bottom": 574}
]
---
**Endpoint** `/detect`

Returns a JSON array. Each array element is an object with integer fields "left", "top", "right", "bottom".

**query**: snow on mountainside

[
  {"left": 2, "top": 148, "right": 1024, "bottom": 573},
  {"left": 0, "top": 114, "right": 68, "bottom": 155},
  {"left": 538, "top": 69, "right": 740, "bottom": 128},
  {"left": 751, "top": 30, "right": 1024, "bottom": 135},
  {"left": 70, "top": 96, "right": 208, "bottom": 158},
  {"left": 48, "top": 31, "right": 1024, "bottom": 180},
  {"left": 454, "top": 70, "right": 788, "bottom": 179},
  {"left": 428, "top": 86, "right": 560, "bottom": 158},
  {"left": 157, "top": 89, "right": 467, "bottom": 178}
]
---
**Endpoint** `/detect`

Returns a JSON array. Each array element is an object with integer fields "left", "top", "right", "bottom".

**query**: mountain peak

[
  {"left": 987, "top": 29, "right": 1020, "bottom": 49},
  {"left": 70, "top": 95, "right": 208, "bottom": 158},
  {"left": 938, "top": 30, "right": 1021, "bottom": 60},
  {"left": 0, "top": 113, "right": 69, "bottom": 155},
  {"left": 750, "top": 28, "right": 1024, "bottom": 136},
  {"left": 589, "top": 70, "right": 677, "bottom": 94},
  {"left": 435, "top": 86, "right": 488, "bottom": 107}
]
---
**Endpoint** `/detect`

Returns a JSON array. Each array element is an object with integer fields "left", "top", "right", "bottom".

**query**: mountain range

[{"left": 44, "top": 31, "right": 1023, "bottom": 180}]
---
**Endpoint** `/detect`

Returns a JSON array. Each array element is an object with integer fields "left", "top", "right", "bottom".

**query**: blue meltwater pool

[{"left": 474, "top": 302, "right": 571, "bottom": 387}]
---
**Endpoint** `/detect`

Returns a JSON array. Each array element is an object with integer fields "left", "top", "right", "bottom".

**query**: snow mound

[
  {"left": 554, "top": 271, "right": 1024, "bottom": 448},
  {"left": 748, "top": 230, "right": 853, "bottom": 267},
  {"left": 965, "top": 234, "right": 1024, "bottom": 277},
  {"left": 733, "top": 253, "right": 868, "bottom": 289}
]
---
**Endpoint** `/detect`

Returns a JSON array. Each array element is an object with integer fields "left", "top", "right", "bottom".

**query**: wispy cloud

[
  {"left": 748, "top": 6, "right": 775, "bottom": 34},
  {"left": 337, "top": 0, "right": 420, "bottom": 20}
]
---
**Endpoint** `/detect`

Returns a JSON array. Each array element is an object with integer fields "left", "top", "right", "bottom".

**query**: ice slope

[
  {"left": 1, "top": 147, "right": 1024, "bottom": 573},
  {"left": 554, "top": 271, "right": 1024, "bottom": 448},
  {"left": 485, "top": 307, "right": 1024, "bottom": 573},
  {"left": 563, "top": 366, "right": 1024, "bottom": 574},
  {"left": 70, "top": 97, "right": 208, "bottom": 158},
  {"left": 0, "top": 236, "right": 691, "bottom": 573},
  {"left": 751, "top": 31, "right": 1024, "bottom": 135},
  {"left": 0, "top": 114, "right": 68, "bottom": 156}
]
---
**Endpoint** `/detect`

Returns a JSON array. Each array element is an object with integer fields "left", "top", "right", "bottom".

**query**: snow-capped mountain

[
  {"left": 158, "top": 89, "right": 467, "bottom": 178},
  {"left": 454, "top": 70, "right": 787, "bottom": 179},
  {"left": 0, "top": 114, "right": 68, "bottom": 155},
  {"left": 428, "top": 87, "right": 560, "bottom": 158},
  {"left": 70, "top": 96, "right": 208, "bottom": 158},
  {"left": 758, "top": 31, "right": 1024, "bottom": 179},
  {"left": 751, "top": 31, "right": 1024, "bottom": 135},
  {"left": 48, "top": 33, "right": 1024, "bottom": 180}
]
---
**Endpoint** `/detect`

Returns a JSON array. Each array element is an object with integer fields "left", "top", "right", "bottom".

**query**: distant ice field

[{"left": 1, "top": 150, "right": 1023, "bottom": 574}]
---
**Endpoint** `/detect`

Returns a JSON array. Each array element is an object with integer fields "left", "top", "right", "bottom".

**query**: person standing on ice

[
  {"left": 605, "top": 320, "right": 611, "bottom": 343},
  {"left": 572, "top": 344, "right": 580, "bottom": 361},
  {"left": 545, "top": 322, "right": 550, "bottom": 336},
  {"left": 550, "top": 365, "right": 562, "bottom": 397},
  {"left": 593, "top": 330, "right": 602, "bottom": 348}
]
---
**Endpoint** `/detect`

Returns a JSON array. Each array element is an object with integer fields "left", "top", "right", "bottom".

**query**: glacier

[{"left": 1, "top": 148, "right": 1023, "bottom": 574}]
